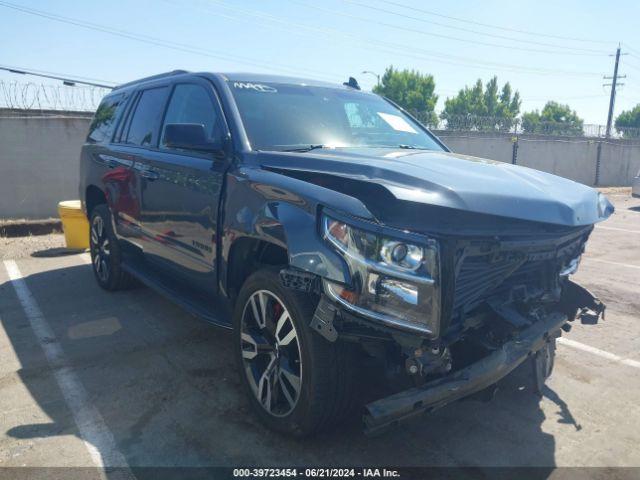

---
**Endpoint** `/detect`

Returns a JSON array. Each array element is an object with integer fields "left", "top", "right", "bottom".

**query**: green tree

[
  {"left": 373, "top": 66, "right": 438, "bottom": 127},
  {"left": 522, "top": 101, "right": 584, "bottom": 136},
  {"left": 614, "top": 105, "right": 640, "bottom": 138},
  {"left": 440, "top": 76, "right": 521, "bottom": 131}
]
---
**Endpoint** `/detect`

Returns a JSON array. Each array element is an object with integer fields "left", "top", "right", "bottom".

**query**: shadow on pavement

[
  {"left": 0, "top": 261, "right": 571, "bottom": 471},
  {"left": 30, "top": 248, "right": 86, "bottom": 258}
]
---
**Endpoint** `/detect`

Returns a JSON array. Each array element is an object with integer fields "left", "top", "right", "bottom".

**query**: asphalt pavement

[{"left": 0, "top": 192, "right": 638, "bottom": 474}]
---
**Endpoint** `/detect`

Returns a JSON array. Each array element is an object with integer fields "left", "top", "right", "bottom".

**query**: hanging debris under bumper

[{"left": 364, "top": 307, "right": 575, "bottom": 435}]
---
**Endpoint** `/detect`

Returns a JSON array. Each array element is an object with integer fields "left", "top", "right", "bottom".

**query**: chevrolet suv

[{"left": 80, "top": 70, "right": 611, "bottom": 436}]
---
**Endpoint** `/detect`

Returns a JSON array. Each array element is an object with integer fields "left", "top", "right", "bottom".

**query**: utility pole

[{"left": 603, "top": 45, "right": 626, "bottom": 138}]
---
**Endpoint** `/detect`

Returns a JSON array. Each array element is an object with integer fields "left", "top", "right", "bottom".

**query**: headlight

[
  {"left": 321, "top": 214, "right": 440, "bottom": 336},
  {"left": 380, "top": 240, "right": 424, "bottom": 271}
]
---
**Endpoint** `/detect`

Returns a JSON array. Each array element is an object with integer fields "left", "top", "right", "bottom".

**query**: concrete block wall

[
  {"left": 438, "top": 133, "right": 514, "bottom": 164},
  {"left": 0, "top": 115, "right": 91, "bottom": 219},
  {"left": 598, "top": 141, "right": 640, "bottom": 187},
  {"left": 1, "top": 116, "right": 639, "bottom": 219},
  {"left": 437, "top": 131, "right": 639, "bottom": 188},
  {"left": 516, "top": 137, "right": 599, "bottom": 186}
]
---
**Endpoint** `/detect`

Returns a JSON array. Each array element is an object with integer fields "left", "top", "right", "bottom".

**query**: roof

[
  {"left": 112, "top": 70, "right": 189, "bottom": 91},
  {"left": 112, "top": 70, "right": 364, "bottom": 92},
  {"left": 218, "top": 72, "right": 353, "bottom": 90}
]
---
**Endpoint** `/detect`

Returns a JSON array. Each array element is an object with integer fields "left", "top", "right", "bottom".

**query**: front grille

[
  {"left": 448, "top": 227, "right": 591, "bottom": 325},
  {"left": 453, "top": 253, "right": 525, "bottom": 314}
]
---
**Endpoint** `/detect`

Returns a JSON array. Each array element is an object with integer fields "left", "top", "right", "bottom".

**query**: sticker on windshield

[
  {"left": 232, "top": 82, "right": 278, "bottom": 93},
  {"left": 377, "top": 112, "right": 417, "bottom": 134}
]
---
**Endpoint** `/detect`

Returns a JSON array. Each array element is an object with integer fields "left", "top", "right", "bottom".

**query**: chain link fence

[{"left": 409, "top": 111, "right": 640, "bottom": 140}]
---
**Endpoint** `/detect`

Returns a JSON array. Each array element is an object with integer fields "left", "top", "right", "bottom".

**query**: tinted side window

[
  {"left": 161, "top": 84, "right": 221, "bottom": 146},
  {"left": 87, "top": 94, "right": 126, "bottom": 143},
  {"left": 125, "top": 87, "right": 169, "bottom": 147}
]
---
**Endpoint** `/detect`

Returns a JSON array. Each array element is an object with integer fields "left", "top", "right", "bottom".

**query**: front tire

[
  {"left": 89, "top": 204, "right": 135, "bottom": 291},
  {"left": 532, "top": 337, "right": 556, "bottom": 395},
  {"left": 233, "top": 267, "right": 354, "bottom": 437}
]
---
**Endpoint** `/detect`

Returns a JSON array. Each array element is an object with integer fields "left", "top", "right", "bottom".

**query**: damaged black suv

[{"left": 80, "top": 71, "right": 612, "bottom": 436}]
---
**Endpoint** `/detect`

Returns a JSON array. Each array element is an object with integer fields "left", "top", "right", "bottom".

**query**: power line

[
  {"left": 523, "top": 94, "right": 609, "bottom": 102},
  {"left": 623, "top": 61, "right": 640, "bottom": 73},
  {"left": 0, "top": 0, "right": 606, "bottom": 83},
  {"left": 627, "top": 53, "right": 640, "bottom": 65},
  {"left": 617, "top": 92, "right": 640, "bottom": 103},
  {"left": 0, "top": 0, "right": 610, "bottom": 105},
  {"left": 201, "top": 0, "right": 603, "bottom": 77},
  {"left": 374, "top": 0, "right": 614, "bottom": 45},
  {"left": 333, "top": 0, "right": 609, "bottom": 55},
  {"left": 624, "top": 44, "right": 640, "bottom": 56},
  {"left": 0, "top": 0, "right": 342, "bottom": 83},
  {"left": 621, "top": 83, "right": 640, "bottom": 95},
  {"left": 0, "top": 65, "right": 116, "bottom": 88}
]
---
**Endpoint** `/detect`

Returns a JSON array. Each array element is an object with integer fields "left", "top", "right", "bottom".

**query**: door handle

[
  {"left": 139, "top": 169, "right": 159, "bottom": 181},
  {"left": 97, "top": 154, "right": 122, "bottom": 169}
]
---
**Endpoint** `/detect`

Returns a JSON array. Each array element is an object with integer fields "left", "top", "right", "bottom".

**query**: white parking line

[
  {"left": 558, "top": 337, "right": 640, "bottom": 369},
  {"left": 585, "top": 258, "right": 640, "bottom": 270},
  {"left": 597, "top": 225, "right": 640, "bottom": 234},
  {"left": 3, "top": 260, "right": 129, "bottom": 472}
]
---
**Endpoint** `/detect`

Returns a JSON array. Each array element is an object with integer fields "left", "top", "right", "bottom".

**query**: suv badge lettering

[
  {"left": 192, "top": 239, "right": 212, "bottom": 253},
  {"left": 232, "top": 82, "right": 277, "bottom": 93}
]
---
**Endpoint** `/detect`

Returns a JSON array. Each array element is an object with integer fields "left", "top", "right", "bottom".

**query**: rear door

[
  {"left": 133, "top": 79, "right": 228, "bottom": 289},
  {"left": 110, "top": 85, "right": 170, "bottom": 248},
  {"left": 83, "top": 92, "right": 136, "bottom": 236}
]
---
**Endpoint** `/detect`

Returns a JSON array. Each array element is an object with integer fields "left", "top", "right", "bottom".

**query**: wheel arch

[
  {"left": 85, "top": 184, "right": 107, "bottom": 219},
  {"left": 221, "top": 167, "right": 361, "bottom": 299},
  {"left": 226, "top": 237, "right": 289, "bottom": 301}
]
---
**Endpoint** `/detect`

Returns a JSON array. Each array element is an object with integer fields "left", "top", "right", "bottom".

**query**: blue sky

[{"left": 2, "top": 0, "right": 640, "bottom": 124}]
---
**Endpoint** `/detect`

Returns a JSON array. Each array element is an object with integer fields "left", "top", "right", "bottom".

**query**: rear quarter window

[{"left": 87, "top": 93, "right": 127, "bottom": 143}]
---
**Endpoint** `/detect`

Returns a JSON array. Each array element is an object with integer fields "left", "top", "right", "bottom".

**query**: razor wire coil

[{"left": 0, "top": 80, "right": 110, "bottom": 112}]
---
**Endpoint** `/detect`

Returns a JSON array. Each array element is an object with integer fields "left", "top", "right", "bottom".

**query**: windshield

[{"left": 228, "top": 81, "right": 444, "bottom": 152}]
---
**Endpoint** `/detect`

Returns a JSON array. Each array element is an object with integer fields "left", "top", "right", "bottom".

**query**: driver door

[{"left": 135, "top": 80, "right": 229, "bottom": 289}]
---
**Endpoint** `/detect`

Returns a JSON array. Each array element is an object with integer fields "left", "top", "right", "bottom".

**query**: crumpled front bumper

[{"left": 363, "top": 310, "right": 568, "bottom": 435}]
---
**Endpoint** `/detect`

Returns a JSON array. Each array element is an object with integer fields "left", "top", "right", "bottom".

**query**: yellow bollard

[{"left": 58, "top": 200, "right": 90, "bottom": 250}]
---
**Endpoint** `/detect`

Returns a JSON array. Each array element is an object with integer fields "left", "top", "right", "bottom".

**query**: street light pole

[{"left": 361, "top": 70, "right": 380, "bottom": 88}]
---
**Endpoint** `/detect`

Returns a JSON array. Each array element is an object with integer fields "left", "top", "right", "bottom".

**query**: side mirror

[{"left": 163, "top": 123, "right": 222, "bottom": 154}]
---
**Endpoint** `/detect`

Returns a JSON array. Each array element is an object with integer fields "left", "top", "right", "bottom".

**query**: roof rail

[{"left": 113, "top": 70, "right": 189, "bottom": 91}]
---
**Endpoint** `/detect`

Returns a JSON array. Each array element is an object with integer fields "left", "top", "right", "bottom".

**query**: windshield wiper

[
  {"left": 358, "top": 144, "right": 429, "bottom": 150},
  {"left": 280, "top": 144, "right": 326, "bottom": 152},
  {"left": 273, "top": 144, "right": 431, "bottom": 152}
]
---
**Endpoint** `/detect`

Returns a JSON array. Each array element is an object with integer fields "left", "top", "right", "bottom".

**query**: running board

[{"left": 121, "top": 260, "right": 233, "bottom": 330}]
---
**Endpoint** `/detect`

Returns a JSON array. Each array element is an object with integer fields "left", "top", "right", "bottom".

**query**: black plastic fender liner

[
  {"left": 363, "top": 311, "right": 567, "bottom": 435},
  {"left": 560, "top": 280, "right": 606, "bottom": 324},
  {"left": 311, "top": 294, "right": 339, "bottom": 342}
]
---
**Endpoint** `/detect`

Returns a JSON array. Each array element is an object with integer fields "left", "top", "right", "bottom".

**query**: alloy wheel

[
  {"left": 90, "top": 214, "right": 111, "bottom": 283},
  {"left": 240, "top": 290, "right": 302, "bottom": 417}
]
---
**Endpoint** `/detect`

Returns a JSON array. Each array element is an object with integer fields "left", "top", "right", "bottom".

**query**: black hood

[{"left": 258, "top": 148, "right": 613, "bottom": 229}]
